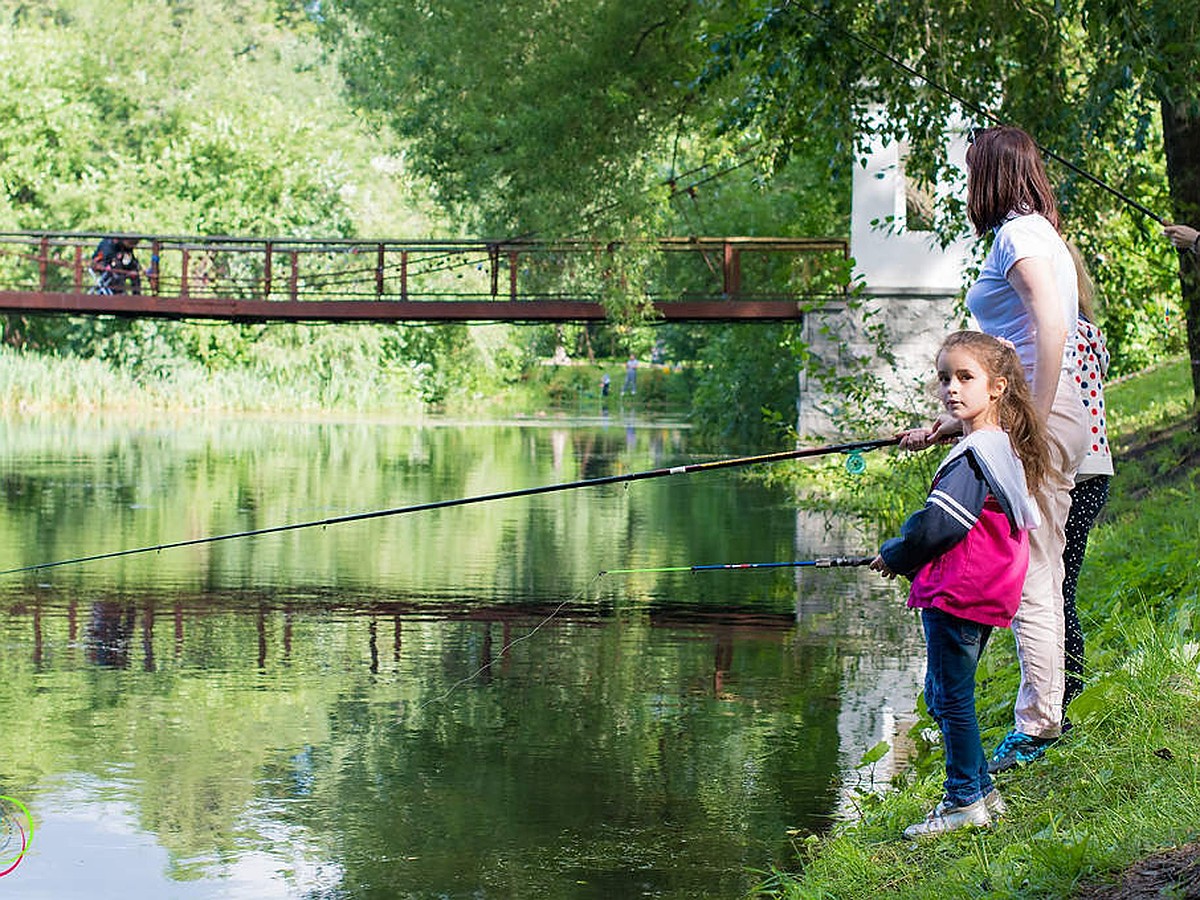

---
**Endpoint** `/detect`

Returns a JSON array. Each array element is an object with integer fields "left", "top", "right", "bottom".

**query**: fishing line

[
  {"left": 416, "top": 577, "right": 600, "bottom": 710},
  {"left": 599, "top": 555, "right": 875, "bottom": 576},
  {"left": 0, "top": 437, "right": 896, "bottom": 577},
  {"left": 787, "top": 1, "right": 1167, "bottom": 224},
  {"left": 420, "top": 555, "right": 876, "bottom": 707}
]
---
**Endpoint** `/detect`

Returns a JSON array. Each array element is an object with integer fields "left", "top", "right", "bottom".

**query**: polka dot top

[{"left": 1074, "top": 317, "right": 1114, "bottom": 478}]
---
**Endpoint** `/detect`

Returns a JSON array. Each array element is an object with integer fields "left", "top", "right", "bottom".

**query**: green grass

[
  {"left": 0, "top": 344, "right": 431, "bottom": 415},
  {"left": 759, "top": 360, "right": 1200, "bottom": 899},
  {"left": 1105, "top": 356, "right": 1194, "bottom": 437},
  {"left": 0, "top": 344, "right": 698, "bottom": 419}
]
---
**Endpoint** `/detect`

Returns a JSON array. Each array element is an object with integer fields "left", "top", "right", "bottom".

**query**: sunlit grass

[
  {"left": 0, "top": 345, "right": 428, "bottom": 415},
  {"left": 0, "top": 344, "right": 695, "bottom": 419},
  {"left": 1106, "top": 356, "right": 1194, "bottom": 438},
  {"left": 757, "top": 488, "right": 1200, "bottom": 898}
]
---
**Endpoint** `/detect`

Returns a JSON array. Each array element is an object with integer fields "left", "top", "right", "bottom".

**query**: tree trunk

[{"left": 1161, "top": 97, "right": 1200, "bottom": 426}]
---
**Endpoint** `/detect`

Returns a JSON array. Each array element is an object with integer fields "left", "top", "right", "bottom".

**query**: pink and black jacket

[{"left": 879, "top": 430, "right": 1040, "bottom": 629}]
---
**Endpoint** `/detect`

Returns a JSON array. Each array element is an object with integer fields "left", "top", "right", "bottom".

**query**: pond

[{"left": 0, "top": 411, "right": 923, "bottom": 898}]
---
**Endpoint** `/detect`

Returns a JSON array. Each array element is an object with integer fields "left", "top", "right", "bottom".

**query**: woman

[{"left": 901, "top": 126, "right": 1090, "bottom": 773}]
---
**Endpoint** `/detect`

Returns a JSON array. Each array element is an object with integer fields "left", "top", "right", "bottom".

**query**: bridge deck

[
  {"left": 0, "top": 232, "right": 848, "bottom": 322},
  {"left": 0, "top": 291, "right": 811, "bottom": 322}
]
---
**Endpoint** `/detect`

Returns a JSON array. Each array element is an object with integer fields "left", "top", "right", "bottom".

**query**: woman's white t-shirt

[{"left": 965, "top": 213, "right": 1078, "bottom": 376}]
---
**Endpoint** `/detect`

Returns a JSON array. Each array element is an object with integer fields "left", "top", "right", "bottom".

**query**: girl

[
  {"left": 901, "top": 127, "right": 1089, "bottom": 772},
  {"left": 1062, "top": 253, "right": 1113, "bottom": 719},
  {"left": 873, "top": 331, "right": 1049, "bottom": 838}
]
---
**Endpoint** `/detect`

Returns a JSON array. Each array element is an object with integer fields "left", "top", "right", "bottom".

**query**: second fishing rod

[{"left": 600, "top": 556, "right": 876, "bottom": 577}]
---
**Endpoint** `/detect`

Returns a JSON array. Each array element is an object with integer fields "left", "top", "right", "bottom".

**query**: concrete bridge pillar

[{"left": 798, "top": 122, "right": 975, "bottom": 437}]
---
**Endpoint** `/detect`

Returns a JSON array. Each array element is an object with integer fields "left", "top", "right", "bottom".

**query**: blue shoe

[{"left": 988, "top": 730, "right": 1054, "bottom": 774}]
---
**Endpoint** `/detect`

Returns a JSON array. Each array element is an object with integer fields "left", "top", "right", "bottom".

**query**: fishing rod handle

[{"left": 813, "top": 555, "right": 877, "bottom": 567}]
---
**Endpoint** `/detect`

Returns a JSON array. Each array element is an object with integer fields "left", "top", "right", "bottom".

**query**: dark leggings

[{"left": 1062, "top": 475, "right": 1110, "bottom": 715}]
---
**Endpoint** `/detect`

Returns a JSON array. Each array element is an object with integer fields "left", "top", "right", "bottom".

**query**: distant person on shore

[
  {"left": 600, "top": 373, "right": 611, "bottom": 398},
  {"left": 872, "top": 331, "right": 1049, "bottom": 838},
  {"left": 1163, "top": 223, "right": 1199, "bottom": 255},
  {"left": 622, "top": 355, "right": 637, "bottom": 395},
  {"left": 90, "top": 235, "right": 143, "bottom": 295}
]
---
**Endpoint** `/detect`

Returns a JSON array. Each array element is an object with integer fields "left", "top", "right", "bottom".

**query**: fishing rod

[
  {"left": 435, "top": 554, "right": 876, "bottom": 705},
  {"left": 425, "top": 554, "right": 877, "bottom": 707},
  {"left": 0, "top": 436, "right": 896, "bottom": 577},
  {"left": 599, "top": 555, "right": 875, "bottom": 577},
  {"left": 788, "top": 2, "right": 1167, "bottom": 225}
]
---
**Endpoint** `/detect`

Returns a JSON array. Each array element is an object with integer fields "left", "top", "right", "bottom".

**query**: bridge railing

[{"left": 0, "top": 232, "right": 850, "bottom": 306}]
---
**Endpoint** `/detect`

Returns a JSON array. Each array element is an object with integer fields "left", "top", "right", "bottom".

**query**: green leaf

[{"left": 856, "top": 740, "right": 891, "bottom": 768}]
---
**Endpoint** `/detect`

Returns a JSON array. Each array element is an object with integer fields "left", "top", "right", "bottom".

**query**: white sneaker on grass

[
  {"left": 983, "top": 788, "right": 1006, "bottom": 818},
  {"left": 932, "top": 789, "right": 1005, "bottom": 819},
  {"left": 904, "top": 795, "right": 992, "bottom": 839}
]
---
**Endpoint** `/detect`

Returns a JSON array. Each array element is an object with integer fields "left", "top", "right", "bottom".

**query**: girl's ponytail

[{"left": 998, "top": 368, "right": 1050, "bottom": 494}]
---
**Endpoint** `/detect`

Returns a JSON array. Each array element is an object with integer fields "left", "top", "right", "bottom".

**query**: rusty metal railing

[{"left": 0, "top": 232, "right": 846, "bottom": 301}]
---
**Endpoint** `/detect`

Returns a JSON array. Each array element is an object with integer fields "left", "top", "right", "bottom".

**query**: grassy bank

[
  {"left": 759, "top": 359, "right": 1200, "bottom": 898},
  {"left": 0, "top": 343, "right": 426, "bottom": 416},
  {"left": 0, "top": 344, "right": 698, "bottom": 420}
]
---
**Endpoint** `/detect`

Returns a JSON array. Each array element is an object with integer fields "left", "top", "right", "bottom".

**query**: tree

[
  {"left": 321, "top": 0, "right": 716, "bottom": 238},
  {"left": 703, "top": 0, "right": 1199, "bottom": 417},
  {"left": 322, "top": 0, "right": 1200, "bottom": 426},
  {"left": 1081, "top": 0, "right": 1200, "bottom": 405}
]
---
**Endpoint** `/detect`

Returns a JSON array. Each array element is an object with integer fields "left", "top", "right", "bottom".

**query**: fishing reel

[{"left": 843, "top": 449, "right": 867, "bottom": 475}]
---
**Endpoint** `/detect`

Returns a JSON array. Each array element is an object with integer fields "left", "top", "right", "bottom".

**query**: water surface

[{"left": 0, "top": 412, "right": 922, "bottom": 898}]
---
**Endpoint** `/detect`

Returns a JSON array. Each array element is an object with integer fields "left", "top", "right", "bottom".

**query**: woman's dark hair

[{"left": 965, "top": 127, "right": 1060, "bottom": 236}]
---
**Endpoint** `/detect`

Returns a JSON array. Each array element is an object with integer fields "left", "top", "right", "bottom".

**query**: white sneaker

[
  {"left": 932, "top": 788, "right": 1006, "bottom": 819},
  {"left": 904, "top": 796, "right": 992, "bottom": 838},
  {"left": 983, "top": 788, "right": 1006, "bottom": 818}
]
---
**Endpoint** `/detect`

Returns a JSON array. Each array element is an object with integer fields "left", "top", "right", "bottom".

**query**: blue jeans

[{"left": 922, "top": 607, "right": 994, "bottom": 807}]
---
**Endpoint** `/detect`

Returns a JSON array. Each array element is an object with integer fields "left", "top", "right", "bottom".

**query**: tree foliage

[
  {"left": 703, "top": 0, "right": 1199, "bottom": 409},
  {"left": 322, "top": 0, "right": 1200, "bottom": 426},
  {"left": 322, "top": 0, "right": 711, "bottom": 237},
  {"left": 0, "top": 0, "right": 366, "bottom": 236}
]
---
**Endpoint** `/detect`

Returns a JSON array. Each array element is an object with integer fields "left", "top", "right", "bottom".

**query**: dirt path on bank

[{"left": 1075, "top": 842, "right": 1200, "bottom": 899}]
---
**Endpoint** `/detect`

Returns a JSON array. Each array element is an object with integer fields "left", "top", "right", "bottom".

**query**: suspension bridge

[{"left": 0, "top": 231, "right": 848, "bottom": 323}]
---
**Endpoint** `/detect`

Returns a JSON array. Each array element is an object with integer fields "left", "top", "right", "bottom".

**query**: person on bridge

[{"left": 90, "top": 235, "right": 143, "bottom": 295}]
